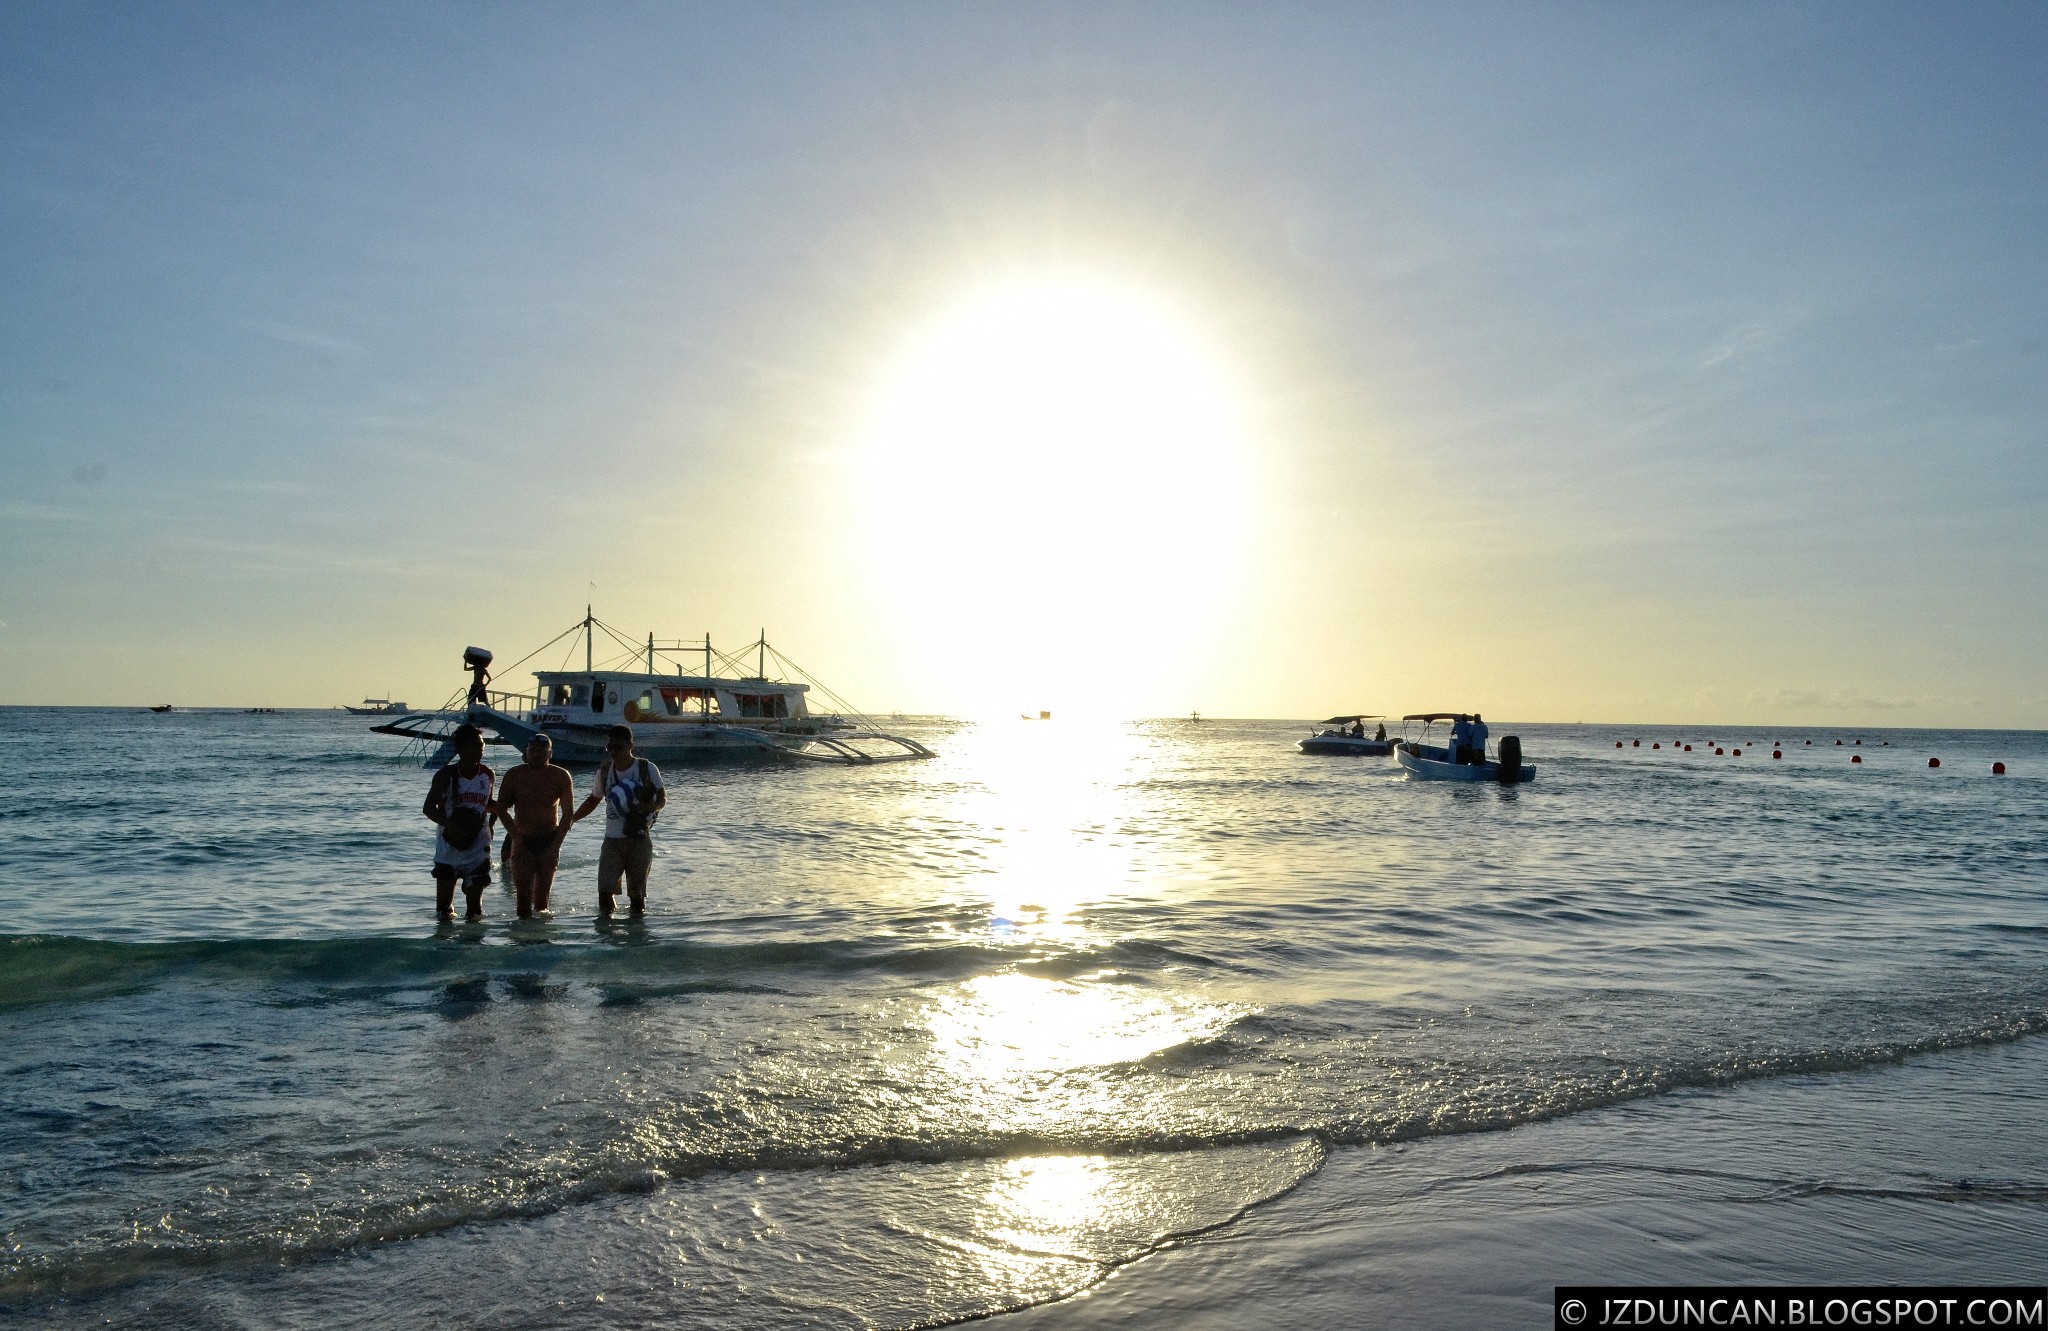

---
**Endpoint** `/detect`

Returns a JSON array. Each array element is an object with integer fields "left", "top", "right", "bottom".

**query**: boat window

[
  {"left": 660, "top": 687, "right": 719, "bottom": 715},
  {"left": 735, "top": 693, "right": 790, "bottom": 718},
  {"left": 551, "top": 683, "right": 577, "bottom": 706},
  {"left": 590, "top": 680, "right": 605, "bottom": 713}
]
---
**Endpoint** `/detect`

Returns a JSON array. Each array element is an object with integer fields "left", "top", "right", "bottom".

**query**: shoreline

[{"left": 1002, "top": 1035, "right": 2048, "bottom": 1328}]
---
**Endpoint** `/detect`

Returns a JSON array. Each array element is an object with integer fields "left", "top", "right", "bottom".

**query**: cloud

[
  {"left": 1, "top": 503, "right": 89, "bottom": 523},
  {"left": 252, "top": 323, "right": 368, "bottom": 357},
  {"left": 1754, "top": 687, "right": 1918, "bottom": 711},
  {"left": 1701, "top": 324, "right": 1776, "bottom": 369}
]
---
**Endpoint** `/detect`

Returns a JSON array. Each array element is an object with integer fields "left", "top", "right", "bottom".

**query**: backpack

[{"left": 604, "top": 758, "right": 659, "bottom": 837}]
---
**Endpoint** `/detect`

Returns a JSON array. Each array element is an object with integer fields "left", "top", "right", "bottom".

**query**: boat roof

[
  {"left": 533, "top": 668, "right": 807, "bottom": 691},
  {"left": 1320, "top": 714, "right": 1384, "bottom": 723},
  {"left": 1402, "top": 712, "right": 1474, "bottom": 722}
]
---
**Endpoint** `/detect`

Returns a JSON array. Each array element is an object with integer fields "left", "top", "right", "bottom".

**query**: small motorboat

[
  {"left": 149, "top": 705, "right": 174, "bottom": 714},
  {"left": 1395, "top": 712, "right": 1534, "bottom": 783},
  {"left": 1298, "top": 714, "right": 1393, "bottom": 755}
]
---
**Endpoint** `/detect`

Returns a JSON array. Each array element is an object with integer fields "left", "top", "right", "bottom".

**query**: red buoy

[
  {"left": 1928, "top": 757, "right": 1940, "bottom": 768},
  {"left": 1732, "top": 748, "right": 1742, "bottom": 756},
  {"left": 1805, "top": 740, "right": 1812, "bottom": 745},
  {"left": 1715, "top": 747, "right": 1725, "bottom": 755},
  {"left": 1851, "top": 754, "right": 1862, "bottom": 764},
  {"left": 1684, "top": 744, "right": 1692, "bottom": 752},
  {"left": 1855, "top": 739, "right": 1862, "bottom": 746},
  {"left": 1632, "top": 739, "right": 1640, "bottom": 747},
  {"left": 1772, "top": 750, "right": 1782, "bottom": 759},
  {"left": 1993, "top": 762, "right": 2007, "bottom": 775},
  {"left": 1836, "top": 739, "right": 1843, "bottom": 745},
  {"left": 1652, "top": 742, "right": 1661, "bottom": 749},
  {"left": 1615, "top": 741, "right": 1622, "bottom": 747}
]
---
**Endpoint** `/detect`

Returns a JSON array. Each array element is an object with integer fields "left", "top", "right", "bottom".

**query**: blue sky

[{"left": 2, "top": 3, "right": 2043, "bottom": 722}]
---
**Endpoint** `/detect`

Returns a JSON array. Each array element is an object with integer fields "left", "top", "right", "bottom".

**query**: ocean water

[{"left": 2, "top": 709, "right": 2044, "bottom": 1327}]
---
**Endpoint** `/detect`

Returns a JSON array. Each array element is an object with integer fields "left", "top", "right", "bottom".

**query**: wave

[
  {"left": 0, "top": 932, "right": 1227, "bottom": 1011},
  {"left": 5, "top": 1001, "right": 2047, "bottom": 1304}
]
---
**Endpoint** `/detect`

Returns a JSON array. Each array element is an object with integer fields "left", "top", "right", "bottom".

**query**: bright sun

[{"left": 858, "top": 275, "right": 1254, "bottom": 718}]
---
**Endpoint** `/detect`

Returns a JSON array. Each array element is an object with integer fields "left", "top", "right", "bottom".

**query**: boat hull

[
  {"left": 1397, "top": 742, "right": 1535, "bottom": 783},
  {"left": 455, "top": 708, "right": 932, "bottom": 766}
]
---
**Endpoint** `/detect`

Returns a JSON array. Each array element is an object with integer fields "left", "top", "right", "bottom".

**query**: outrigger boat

[
  {"left": 1298, "top": 714, "right": 1393, "bottom": 756},
  {"left": 371, "top": 610, "right": 935, "bottom": 768},
  {"left": 343, "top": 697, "right": 410, "bottom": 716},
  {"left": 1395, "top": 712, "right": 1534, "bottom": 784}
]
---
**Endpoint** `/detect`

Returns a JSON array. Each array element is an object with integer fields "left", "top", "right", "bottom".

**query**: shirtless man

[{"left": 496, "top": 734, "right": 576, "bottom": 918}]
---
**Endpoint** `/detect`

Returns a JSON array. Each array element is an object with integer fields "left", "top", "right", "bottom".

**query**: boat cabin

[{"left": 530, "top": 670, "right": 811, "bottom": 729}]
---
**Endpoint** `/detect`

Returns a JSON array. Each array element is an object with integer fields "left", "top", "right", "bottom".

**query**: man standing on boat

[
  {"left": 1468, "top": 713, "right": 1490, "bottom": 765},
  {"left": 424, "top": 724, "right": 496, "bottom": 920},
  {"left": 572, "top": 724, "right": 667, "bottom": 917},
  {"left": 497, "top": 734, "right": 576, "bottom": 918},
  {"left": 1448, "top": 715, "right": 1475, "bottom": 765}
]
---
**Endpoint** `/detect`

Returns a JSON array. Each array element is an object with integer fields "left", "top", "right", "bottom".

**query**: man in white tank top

[
  {"left": 424, "top": 724, "right": 497, "bottom": 920},
  {"left": 571, "top": 724, "right": 666, "bottom": 917}
]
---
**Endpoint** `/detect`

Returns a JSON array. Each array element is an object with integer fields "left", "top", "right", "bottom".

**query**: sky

[{"left": 2, "top": 2, "right": 2044, "bottom": 724}]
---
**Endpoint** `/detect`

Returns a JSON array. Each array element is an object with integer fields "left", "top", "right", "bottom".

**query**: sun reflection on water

[{"left": 926, "top": 971, "right": 1238, "bottom": 1083}]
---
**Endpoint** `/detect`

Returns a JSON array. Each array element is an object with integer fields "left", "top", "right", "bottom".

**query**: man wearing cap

[{"left": 571, "top": 724, "right": 667, "bottom": 917}]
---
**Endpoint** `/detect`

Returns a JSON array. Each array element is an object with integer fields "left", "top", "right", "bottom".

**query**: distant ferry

[
  {"left": 371, "top": 610, "right": 934, "bottom": 767},
  {"left": 343, "top": 697, "right": 410, "bottom": 716}
]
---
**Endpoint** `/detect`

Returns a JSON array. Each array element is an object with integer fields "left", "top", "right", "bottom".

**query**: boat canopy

[
  {"left": 1402, "top": 712, "right": 1475, "bottom": 722},
  {"left": 1320, "top": 714, "right": 1385, "bottom": 723}
]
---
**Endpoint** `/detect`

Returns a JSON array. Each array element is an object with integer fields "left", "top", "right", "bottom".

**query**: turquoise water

[{"left": 2, "top": 709, "right": 2044, "bottom": 1326}]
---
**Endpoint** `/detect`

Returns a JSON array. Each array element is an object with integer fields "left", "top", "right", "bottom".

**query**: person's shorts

[
  {"left": 432, "top": 859, "right": 493, "bottom": 890},
  {"left": 517, "top": 830, "right": 562, "bottom": 867},
  {"left": 598, "top": 837, "right": 653, "bottom": 895}
]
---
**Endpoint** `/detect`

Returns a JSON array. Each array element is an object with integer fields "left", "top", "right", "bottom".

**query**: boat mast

[
  {"left": 585, "top": 605, "right": 593, "bottom": 674},
  {"left": 758, "top": 629, "right": 765, "bottom": 680},
  {"left": 703, "top": 632, "right": 712, "bottom": 716},
  {"left": 646, "top": 632, "right": 654, "bottom": 674}
]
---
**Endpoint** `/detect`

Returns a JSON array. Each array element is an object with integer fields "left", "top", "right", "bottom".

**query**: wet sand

[{"left": 1009, "top": 1037, "right": 2048, "bottom": 1329}]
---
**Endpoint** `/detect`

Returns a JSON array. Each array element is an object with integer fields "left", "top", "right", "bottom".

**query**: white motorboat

[
  {"left": 372, "top": 610, "right": 934, "bottom": 768},
  {"left": 1297, "top": 714, "right": 1393, "bottom": 756},
  {"left": 1395, "top": 712, "right": 1534, "bottom": 783}
]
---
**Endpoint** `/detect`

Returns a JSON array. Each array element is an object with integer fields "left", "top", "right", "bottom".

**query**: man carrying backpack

[
  {"left": 572, "top": 724, "right": 667, "bottom": 917},
  {"left": 424, "top": 724, "right": 497, "bottom": 920}
]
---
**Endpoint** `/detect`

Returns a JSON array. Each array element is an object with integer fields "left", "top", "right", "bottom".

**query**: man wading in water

[
  {"left": 572, "top": 724, "right": 666, "bottom": 917},
  {"left": 496, "top": 734, "right": 575, "bottom": 918},
  {"left": 424, "top": 724, "right": 496, "bottom": 920}
]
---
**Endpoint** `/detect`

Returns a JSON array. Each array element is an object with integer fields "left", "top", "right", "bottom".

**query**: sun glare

[{"left": 858, "top": 276, "right": 1254, "bottom": 718}]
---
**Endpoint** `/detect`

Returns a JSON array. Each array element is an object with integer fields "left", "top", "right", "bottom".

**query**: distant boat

[
  {"left": 1190, "top": 711, "right": 1203, "bottom": 722},
  {"left": 1395, "top": 712, "right": 1534, "bottom": 784},
  {"left": 149, "top": 704, "right": 174, "bottom": 714},
  {"left": 368, "top": 609, "right": 933, "bottom": 767},
  {"left": 343, "top": 697, "right": 410, "bottom": 715},
  {"left": 1298, "top": 714, "right": 1393, "bottom": 756}
]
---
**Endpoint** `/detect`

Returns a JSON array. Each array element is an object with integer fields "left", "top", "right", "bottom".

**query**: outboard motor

[{"left": 1496, "top": 734, "right": 1523, "bottom": 784}]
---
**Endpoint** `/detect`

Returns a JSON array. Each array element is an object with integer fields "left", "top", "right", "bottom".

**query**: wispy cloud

[
  {"left": 1701, "top": 324, "right": 1777, "bottom": 369},
  {"left": 1755, "top": 687, "right": 1918, "bottom": 711},
  {"left": 1, "top": 502, "right": 90, "bottom": 523},
  {"left": 251, "top": 322, "right": 368, "bottom": 357}
]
